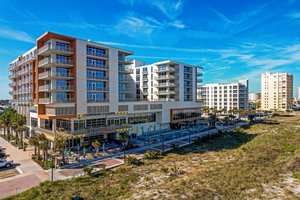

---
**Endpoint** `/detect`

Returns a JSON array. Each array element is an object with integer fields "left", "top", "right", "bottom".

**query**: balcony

[
  {"left": 38, "top": 58, "right": 74, "bottom": 68},
  {"left": 38, "top": 98, "right": 75, "bottom": 104},
  {"left": 157, "top": 83, "right": 176, "bottom": 87},
  {"left": 157, "top": 90, "right": 176, "bottom": 95},
  {"left": 119, "top": 77, "right": 131, "bottom": 83},
  {"left": 156, "top": 75, "right": 176, "bottom": 80},
  {"left": 197, "top": 72, "right": 203, "bottom": 76},
  {"left": 119, "top": 88, "right": 132, "bottom": 93},
  {"left": 9, "top": 74, "right": 17, "bottom": 79},
  {"left": 87, "top": 76, "right": 109, "bottom": 81},
  {"left": 87, "top": 98, "right": 109, "bottom": 103},
  {"left": 118, "top": 68, "right": 134, "bottom": 74},
  {"left": 38, "top": 44, "right": 74, "bottom": 56},
  {"left": 87, "top": 52, "right": 108, "bottom": 59},
  {"left": 155, "top": 67, "right": 175, "bottom": 72},
  {"left": 118, "top": 57, "right": 132, "bottom": 64},
  {"left": 87, "top": 64, "right": 109, "bottom": 70},
  {"left": 38, "top": 71, "right": 74, "bottom": 80},
  {"left": 87, "top": 87, "right": 109, "bottom": 92},
  {"left": 142, "top": 84, "right": 148, "bottom": 88},
  {"left": 38, "top": 85, "right": 74, "bottom": 92}
]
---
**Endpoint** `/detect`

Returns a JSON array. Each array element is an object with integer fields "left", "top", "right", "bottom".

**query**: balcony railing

[
  {"left": 118, "top": 68, "right": 134, "bottom": 73},
  {"left": 38, "top": 85, "right": 74, "bottom": 91},
  {"left": 156, "top": 75, "right": 176, "bottom": 79},
  {"left": 87, "top": 52, "right": 108, "bottom": 58},
  {"left": 38, "top": 71, "right": 74, "bottom": 79},
  {"left": 38, "top": 58, "right": 74, "bottom": 67},
  {"left": 39, "top": 98, "right": 75, "bottom": 104},
  {"left": 157, "top": 90, "right": 176, "bottom": 95},
  {"left": 38, "top": 44, "right": 74, "bottom": 55},
  {"left": 155, "top": 67, "right": 175, "bottom": 72},
  {"left": 157, "top": 83, "right": 176, "bottom": 87},
  {"left": 87, "top": 87, "right": 109, "bottom": 92},
  {"left": 87, "top": 98, "right": 109, "bottom": 103}
]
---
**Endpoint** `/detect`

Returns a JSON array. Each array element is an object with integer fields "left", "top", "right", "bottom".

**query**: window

[
  {"left": 87, "top": 46, "right": 106, "bottom": 57},
  {"left": 56, "top": 42, "right": 70, "bottom": 51},
  {"left": 87, "top": 69, "right": 106, "bottom": 79},
  {"left": 87, "top": 58, "right": 105, "bottom": 68}
]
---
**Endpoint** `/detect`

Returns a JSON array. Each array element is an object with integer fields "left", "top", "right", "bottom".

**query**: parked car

[
  {"left": 0, "top": 152, "right": 6, "bottom": 159},
  {"left": 0, "top": 160, "right": 13, "bottom": 168}
]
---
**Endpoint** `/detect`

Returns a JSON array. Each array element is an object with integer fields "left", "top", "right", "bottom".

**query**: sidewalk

[{"left": 0, "top": 136, "right": 49, "bottom": 199}]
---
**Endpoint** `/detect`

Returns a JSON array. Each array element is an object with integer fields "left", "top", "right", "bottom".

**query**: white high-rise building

[
  {"left": 200, "top": 80, "right": 249, "bottom": 111},
  {"left": 261, "top": 72, "right": 293, "bottom": 111}
]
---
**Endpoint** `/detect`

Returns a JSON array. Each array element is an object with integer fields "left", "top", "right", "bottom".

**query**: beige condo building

[{"left": 261, "top": 72, "right": 293, "bottom": 111}]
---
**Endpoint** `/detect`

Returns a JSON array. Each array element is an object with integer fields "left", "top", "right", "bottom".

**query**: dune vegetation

[{"left": 6, "top": 114, "right": 300, "bottom": 200}]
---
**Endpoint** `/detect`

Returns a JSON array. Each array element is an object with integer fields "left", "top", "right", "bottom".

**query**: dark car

[{"left": 0, "top": 152, "right": 6, "bottom": 159}]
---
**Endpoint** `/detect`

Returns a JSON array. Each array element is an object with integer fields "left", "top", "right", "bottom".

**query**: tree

[
  {"left": 37, "top": 134, "right": 47, "bottom": 160},
  {"left": 0, "top": 108, "right": 16, "bottom": 141},
  {"left": 54, "top": 133, "right": 66, "bottom": 164},
  {"left": 29, "top": 136, "right": 39, "bottom": 157},
  {"left": 92, "top": 140, "right": 101, "bottom": 157},
  {"left": 119, "top": 132, "right": 130, "bottom": 147},
  {"left": 11, "top": 113, "right": 26, "bottom": 148}
]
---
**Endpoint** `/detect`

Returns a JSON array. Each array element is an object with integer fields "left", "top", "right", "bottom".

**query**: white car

[{"left": 0, "top": 160, "right": 13, "bottom": 168}]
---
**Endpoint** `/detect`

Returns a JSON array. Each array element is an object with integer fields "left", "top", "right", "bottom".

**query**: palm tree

[
  {"left": 119, "top": 132, "right": 130, "bottom": 145},
  {"left": 37, "top": 134, "right": 47, "bottom": 160},
  {"left": 40, "top": 140, "right": 48, "bottom": 163},
  {"left": 92, "top": 140, "right": 101, "bottom": 157},
  {"left": 54, "top": 133, "right": 66, "bottom": 165},
  {"left": 11, "top": 113, "right": 26, "bottom": 148},
  {"left": 29, "top": 136, "right": 39, "bottom": 157},
  {"left": 0, "top": 108, "right": 16, "bottom": 141}
]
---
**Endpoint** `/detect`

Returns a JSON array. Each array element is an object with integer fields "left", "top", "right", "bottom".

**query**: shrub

[
  {"left": 124, "top": 155, "right": 143, "bottom": 166},
  {"left": 83, "top": 166, "right": 94, "bottom": 176},
  {"left": 143, "top": 150, "right": 162, "bottom": 160}
]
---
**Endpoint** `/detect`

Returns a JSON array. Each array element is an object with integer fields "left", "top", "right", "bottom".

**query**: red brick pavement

[{"left": 0, "top": 174, "right": 41, "bottom": 199}]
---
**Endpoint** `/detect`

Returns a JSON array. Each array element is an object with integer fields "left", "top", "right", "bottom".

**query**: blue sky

[{"left": 0, "top": 0, "right": 300, "bottom": 99}]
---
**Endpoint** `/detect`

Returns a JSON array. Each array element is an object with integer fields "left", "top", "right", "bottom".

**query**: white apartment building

[
  {"left": 9, "top": 32, "right": 203, "bottom": 148},
  {"left": 261, "top": 72, "right": 293, "bottom": 111},
  {"left": 131, "top": 60, "right": 203, "bottom": 102},
  {"left": 9, "top": 47, "right": 37, "bottom": 127},
  {"left": 200, "top": 80, "right": 249, "bottom": 111}
]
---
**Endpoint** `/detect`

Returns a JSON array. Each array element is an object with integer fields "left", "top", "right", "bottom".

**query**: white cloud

[
  {"left": 211, "top": 8, "right": 234, "bottom": 24},
  {"left": 0, "top": 27, "right": 34, "bottom": 43}
]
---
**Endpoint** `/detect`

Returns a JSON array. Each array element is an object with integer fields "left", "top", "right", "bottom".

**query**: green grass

[{"left": 6, "top": 115, "right": 300, "bottom": 200}]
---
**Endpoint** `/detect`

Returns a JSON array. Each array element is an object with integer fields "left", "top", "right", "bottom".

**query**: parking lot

[{"left": 0, "top": 166, "right": 19, "bottom": 179}]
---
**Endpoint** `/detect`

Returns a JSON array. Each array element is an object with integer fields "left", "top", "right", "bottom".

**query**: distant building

[
  {"left": 248, "top": 92, "right": 261, "bottom": 110},
  {"left": 199, "top": 80, "right": 249, "bottom": 111},
  {"left": 261, "top": 72, "right": 293, "bottom": 111},
  {"left": 248, "top": 93, "right": 261, "bottom": 102}
]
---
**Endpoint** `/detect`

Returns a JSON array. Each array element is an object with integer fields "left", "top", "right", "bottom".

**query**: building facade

[
  {"left": 131, "top": 60, "right": 203, "bottom": 102},
  {"left": 261, "top": 72, "right": 293, "bottom": 111},
  {"left": 9, "top": 47, "right": 37, "bottom": 128},
  {"left": 9, "top": 32, "right": 203, "bottom": 147},
  {"left": 199, "top": 80, "right": 249, "bottom": 111}
]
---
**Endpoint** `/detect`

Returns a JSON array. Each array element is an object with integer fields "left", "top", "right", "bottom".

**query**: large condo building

[
  {"left": 199, "top": 80, "right": 249, "bottom": 111},
  {"left": 261, "top": 72, "right": 293, "bottom": 111},
  {"left": 132, "top": 60, "right": 203, "bottom": 102},
  {"left": 9, "top": 32, "right": 203, "bottom": 147}
]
